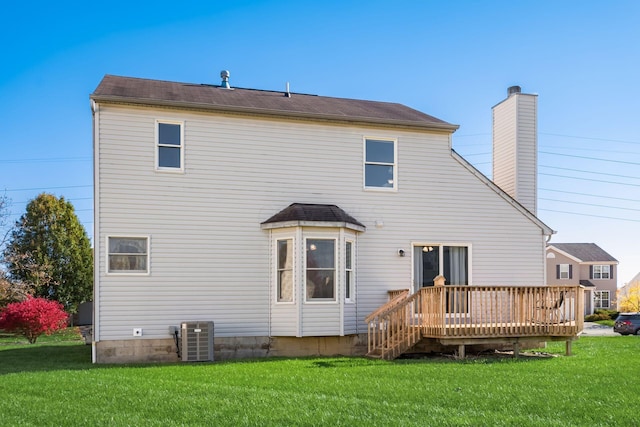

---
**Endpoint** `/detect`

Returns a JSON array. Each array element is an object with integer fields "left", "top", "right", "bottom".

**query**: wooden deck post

[
  {"left": 457, "top": 344, "right": 465, "bottom": 359},
  {"left": 566, "top": 340, "right": 572, "bottom": 356},
  {"left": 513, "top": 342, "right": 520, "bottom": 358}
]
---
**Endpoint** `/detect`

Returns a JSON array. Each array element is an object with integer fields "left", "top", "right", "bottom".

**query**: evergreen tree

[{"left": 3, "top": 193, "right": 92, "bottom": 313}]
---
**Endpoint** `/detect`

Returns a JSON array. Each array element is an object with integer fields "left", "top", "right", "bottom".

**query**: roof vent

[
  {"left": 220, "top": 70, "right": 230, "bottom": 89},
  {"left": 507, "top": 85, "right": 521, "bottom": 96}
]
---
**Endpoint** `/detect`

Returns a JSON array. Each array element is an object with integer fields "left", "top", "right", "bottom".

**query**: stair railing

[{"left": 365, "top": 290, "right": 422, "bottom": 360}]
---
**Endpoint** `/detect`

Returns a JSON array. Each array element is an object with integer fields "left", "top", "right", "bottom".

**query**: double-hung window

[
  {"left": 559, "top": 264, "right": 571, "bottom": 279},
  {"left": 157, "top": 121, "right": 183, "bottom": 171},
  {"left": 364, "top": 138, "right": 396, "bottom": 190},
  {"left": 276, "top": 239, "right": 294, "bottom": 302},
  {"left": 345, "top": 241, "right": 354, "bottom": 302},
  {"left": 592, "top": 265, "right": 611, "bottom": 280},
  {"left": 107, "top": 237, "right": 149, "bottom": 274},
  {"left": 594, "top": 290, "right": 610, "bottom": 309},
  {"left": 305, "top": 239, "right": 336, "bottom": 301}
]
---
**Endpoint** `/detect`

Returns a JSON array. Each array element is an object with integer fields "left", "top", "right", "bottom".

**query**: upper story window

[
  {"left": 305, "top": 239, "right": 336, "bottom": 301},
  {"left": 157, "top": 121, "right": 183, "bottom": 171},
  {"left": 558, "top": 264, "right": 571, "bottom": 279},
  {"left": 107, "top": 236, "right": 149, "bottom": 274},
  {"left": 592, "top": 265, "right": 611, "bottom": 280},
  {"left": 364, "top": 138, "right": 396, "bottom": 190}
]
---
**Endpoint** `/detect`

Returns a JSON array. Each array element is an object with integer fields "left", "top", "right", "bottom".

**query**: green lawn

[{"left": 0, "top": 331, "right": 638, "bottom": 426}]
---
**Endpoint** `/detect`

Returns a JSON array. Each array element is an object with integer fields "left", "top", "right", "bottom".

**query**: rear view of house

[
  {"left": 546, "top": 243, "right": 618, "bottom": 313},
  {"left": 91, "top": 73, "right": 577, "bottom": 363}
]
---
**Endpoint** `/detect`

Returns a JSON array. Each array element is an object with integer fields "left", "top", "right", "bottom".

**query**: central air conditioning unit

[{"left": 180, "top": 321, "right": 214, "bottom": 362}]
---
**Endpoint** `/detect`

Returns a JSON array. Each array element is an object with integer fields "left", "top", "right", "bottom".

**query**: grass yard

[{"left": 0, "top": 330, "right": 639, "bottom": 426}]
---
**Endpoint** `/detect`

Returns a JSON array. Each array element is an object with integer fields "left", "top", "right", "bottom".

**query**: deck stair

[{"left": 365, "top": 285, "right": 584, "bottom": 360}]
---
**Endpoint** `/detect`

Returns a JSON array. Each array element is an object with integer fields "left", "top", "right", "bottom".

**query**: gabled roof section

[
  {"left": 451, "top": 150, "right": 554, "bottom": 236},
  {"left": 91, "top": 75, "right": 458, "bottom": 132},
  {"left": 548, "top": 243, "right": 618, "bottom": 263},
  {"left": 261, "top": 203, "right": 365, "bottom": 232}
]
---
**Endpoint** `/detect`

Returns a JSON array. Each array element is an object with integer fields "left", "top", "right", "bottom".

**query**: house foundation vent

[{"left": 181, "top": 321, "right": 214, "bottom": 362}]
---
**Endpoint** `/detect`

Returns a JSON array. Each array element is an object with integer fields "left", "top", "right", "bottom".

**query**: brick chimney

[{"left": 492, "top": 86, "right": 538, "bottom": 215}]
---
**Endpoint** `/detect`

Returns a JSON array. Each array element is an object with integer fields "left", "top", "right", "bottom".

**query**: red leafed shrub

[{"left": 0, "top": 297, "right": 68, "bottom": 343}]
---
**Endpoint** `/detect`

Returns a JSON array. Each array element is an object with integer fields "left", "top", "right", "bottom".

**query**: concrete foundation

[{"left": 94, "top": 334, "right": 368, "bottom": 364}]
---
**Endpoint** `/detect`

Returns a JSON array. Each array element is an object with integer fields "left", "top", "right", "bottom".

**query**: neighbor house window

[
  {"left": 108, "top": 237, "right": 149, "bottom": 274},
  {"left": 276, "top": 239, "right": 294, "bottom": 303},
  {"left": 592, "top": 265, "right": 611, "bottom": 280},
  {"left": 305, "top": 239, "right": 336, "bottom": 301},
  {"left": 157, "top": 121, "right": 183, "bottom": 170},
  {"left": 364, "top": 138, "right": 396, "bottom": 190},
  {"left": 558, "top": 264, "right": 571, "bottom": 279},
  {"left": 594, "top": 291, "right": 610, "bottom": 309},
  {"left": 345, "top": 241, "right": 354, "bottom": 302}
]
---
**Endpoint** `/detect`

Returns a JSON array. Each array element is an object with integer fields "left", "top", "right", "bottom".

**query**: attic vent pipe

[
  {"left": 507, "top": 85, "right": 521, "bottom": 96},
  {"left": 220, "top": 70, "right": 230, "bottom": 89}
]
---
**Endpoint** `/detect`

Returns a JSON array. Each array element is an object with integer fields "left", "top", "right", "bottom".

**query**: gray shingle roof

[
  {"left": 91, "top": 75, "right": 457, "bottom": 131},
  {"left": 550, "top": 243, "right": 618, "bottom": 263},
  {"left": 261, "top": 203, "right": 365, "bottom": 230}
]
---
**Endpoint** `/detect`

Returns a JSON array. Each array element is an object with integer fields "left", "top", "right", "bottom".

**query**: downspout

[{"left": 91, "top": 98, "right": 99, "bottom": 364}]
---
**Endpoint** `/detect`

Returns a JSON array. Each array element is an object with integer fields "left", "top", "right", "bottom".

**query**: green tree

[{"left": 3, "top": 193, "right": 92, "bottom": 314}]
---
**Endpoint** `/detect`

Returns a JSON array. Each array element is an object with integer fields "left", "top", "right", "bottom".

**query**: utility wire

[
  {"left": 540, "top": 188, "right": 640, "bottom": 203},
  {"left": 540, "top": 172, "right": 640, "bottom": 187},
  {"left": 0, "top": 157, "right": 91, "bottom": 164},
  {"left": 540, "top": 132, "right": 640, "bottom": 146},
  {"left": 540, "top": 208, "right": 640, "bottom": 223},
  {"left": 539, "top": 151, "right": 640, "bottom": 166},
  {"left": 4, "top": 185, "right": 92, "bottom": 192},
  {"left": 539, "top": 197, "right": 638, "bottom": 212},
  {"left": 539, "top": 165, "right": 640, "bottom": 181}
]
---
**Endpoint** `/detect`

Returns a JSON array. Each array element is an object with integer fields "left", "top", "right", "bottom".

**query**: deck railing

[{"left": 366, "top": 285, "right": 584, "bottom": 359}]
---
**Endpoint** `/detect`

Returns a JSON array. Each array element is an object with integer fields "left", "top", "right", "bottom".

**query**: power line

[
  {"left": 540, "top": 132, "right": 640, "bottom": 146},
  {"left": 4, "top": 185, "right": 92, "bottom": 192},
  {"left": 539, "top": 165, "right": 640, "bottom": 181},
  {"left": 540, "top": 172, "right": 640, "bottom": 187},
  {"left": 540, "top": 208, "right": 640, "bottom": 223},
  {"left": 0, "top": 157, "right": 91, "bottom": 164},
  {"left": 456, "top": 132, "right": 640, "bottom": 146},
  {"left": 539, "top": 188, "right": 640, "bottom": 203},
  {"left": 540, "top": 151, "right": 640, "bottom": 166},
  {"left": 539, "top": 197, "right": 638, "bottom": 212}
]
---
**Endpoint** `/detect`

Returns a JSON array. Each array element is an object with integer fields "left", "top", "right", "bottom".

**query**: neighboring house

[
  {"left": 546, "top": 243, "right": 618, "bottom": 314},
  {"left": 91, "top": 75, "right": 557, "bottom": 363}
]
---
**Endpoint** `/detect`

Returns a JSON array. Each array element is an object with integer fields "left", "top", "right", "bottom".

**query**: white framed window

[
  {"left": 364, "top": 138, "right": 397, "bottom": 190},
  {"left": 594, "top": 290, "right": 610, "bottom": 309},
  {"left": 413, "top": 244, "right": 470, "bottom": 289},
  {"left": 276, "top": 239, "right": 294, "bottom": 303},
  {"left": 156, "top": 120, "right": 184, "bottom": 171},
  {"left": 107, "top": 236, "right": 149, "bottom": 274},
  {"left": 345, "top": 240, "right": 354, "bottom": 303},
  {"left": 559, "top": 264, "right": 570, "bottom": 279},
  {"left": 305, "top": 238, "right": 336, "bottom": 302},
  {"left": 593, "top": 265, "right": 611, "bottom": 280}
]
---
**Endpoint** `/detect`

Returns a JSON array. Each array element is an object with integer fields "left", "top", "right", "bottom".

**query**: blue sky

[{"left": 1, "top": 1, "right": 639, "bottom": 285}]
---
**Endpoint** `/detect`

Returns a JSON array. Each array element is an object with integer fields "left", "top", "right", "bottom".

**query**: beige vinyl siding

[
  {"left": 96, "top": 103, "right": 548, "bottom": 341},
  {"left": 492, "top": 93, "right": 538, "bottom": 215},
  {"left": 515, "top": 95, "right": 537, "bottom": 214},
  {"left": 493, "top": 99, "right": 517, "bottom": 197}
]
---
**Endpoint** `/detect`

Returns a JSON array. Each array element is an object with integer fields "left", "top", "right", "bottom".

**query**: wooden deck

[{"left": 366, "top": 285, "right": 584, "bottom": 360}]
